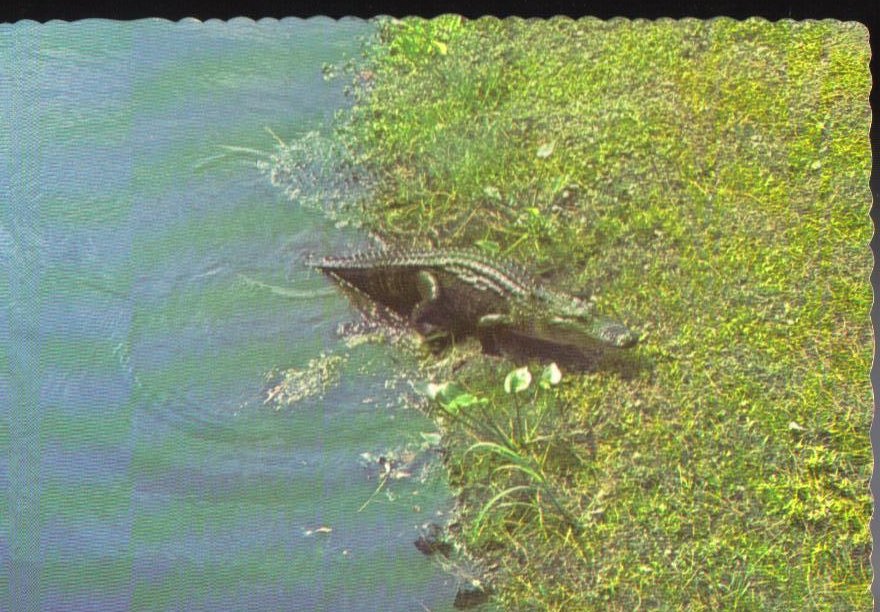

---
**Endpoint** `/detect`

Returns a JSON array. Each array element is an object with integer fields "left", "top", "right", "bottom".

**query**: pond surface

[{"left": 1, "top": 18, "right": 457, "bottom": 611}]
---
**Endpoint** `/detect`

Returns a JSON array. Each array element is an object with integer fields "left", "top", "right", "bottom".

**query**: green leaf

[
  {"left": 539, "top": 362, "right": 562, "bottom": 389},
  {"left": 472, "top": 485, "right": 536, "bottom": 535},
  {"left": 435, "top": 382, "right": 465, "bottom": 403},
  {"left": 423, "top": 382, "right": 447, "bottom": 400},
  {"left": 444, "top": 392, "right": 483, "bottom": 414},
  {"left": 467, "top": 442, "right": 546, "bottom": 482},
  {"left": 788, "top": 421, "right": 807, "bottom": 432},
  {"left": 483, "top": 185, "right": 502, "bottom": 200},
  {"left": 425, "top": 382, "right": 484, "bottom": 414},
  {"left": 475, "top": 239, "right": 501, "bottom": 254},
  {"left": 504, "top": 367, "right": 532, "bottom": 394},
  {"left": 551, "top": 175, "right": 571, "bottom": 194},
  {"left": 536, "top": 141, "right": 555, "bottom": 159}
]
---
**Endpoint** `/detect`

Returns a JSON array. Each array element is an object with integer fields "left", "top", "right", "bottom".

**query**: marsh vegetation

[{"left": 318, "top": 16, "right": 871, "bottom": 609}]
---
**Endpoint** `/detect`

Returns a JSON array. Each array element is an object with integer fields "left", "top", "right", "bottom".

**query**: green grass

[{"left": 330, "top": 16, "right": 872, "bottom": 610}]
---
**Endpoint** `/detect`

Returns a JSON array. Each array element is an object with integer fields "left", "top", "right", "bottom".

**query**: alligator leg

[
  {"left": 476, "top": 313, "right": 513, "bottom": 354},
  {"left": 410, "top": 270, "right": 440, "bottom": 330},
  {"left": 410, "top": 271, "right": 451, "bottom": 350},
  {"left": 478, "top": 313, "right": 512, "bottom": 328}
]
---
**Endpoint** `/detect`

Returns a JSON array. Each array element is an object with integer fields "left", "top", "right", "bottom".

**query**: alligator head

[{"left": 514, "top": 292, "right": 639, "bottom": 351}]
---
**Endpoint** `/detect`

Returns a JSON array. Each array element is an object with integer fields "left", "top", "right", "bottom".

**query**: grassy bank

[{"left": 334, "top": 17, "right": 872, "bottom": 609}]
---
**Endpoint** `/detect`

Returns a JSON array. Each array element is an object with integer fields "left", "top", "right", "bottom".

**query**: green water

[{"left": 1, "top": 18, "right": 456, "bottom": 611}]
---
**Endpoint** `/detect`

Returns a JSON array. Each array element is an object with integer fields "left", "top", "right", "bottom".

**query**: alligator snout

[{"left": 609, "top": 327, "right": 639, "bottom": 349}]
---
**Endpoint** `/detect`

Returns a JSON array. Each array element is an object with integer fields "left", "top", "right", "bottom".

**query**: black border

[{"left": 1, "top": 1, "right": 877, "bottom": 22}]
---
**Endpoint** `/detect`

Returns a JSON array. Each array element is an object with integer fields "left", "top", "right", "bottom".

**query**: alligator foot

[{"left": 423, "top": 328, "right": 453, "bottom": 353}]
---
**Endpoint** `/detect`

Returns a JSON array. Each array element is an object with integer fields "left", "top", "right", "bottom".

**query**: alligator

[{"left": 310, "top": 248, "right": 638, "bottom": 356}]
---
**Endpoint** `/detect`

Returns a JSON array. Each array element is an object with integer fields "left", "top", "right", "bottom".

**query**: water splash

[
  {"left": 263, "top": 352, "right": 348, "bottom": 409},
  {"left": 257, "top": 129, "right": 375, "bottom": 227}
]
